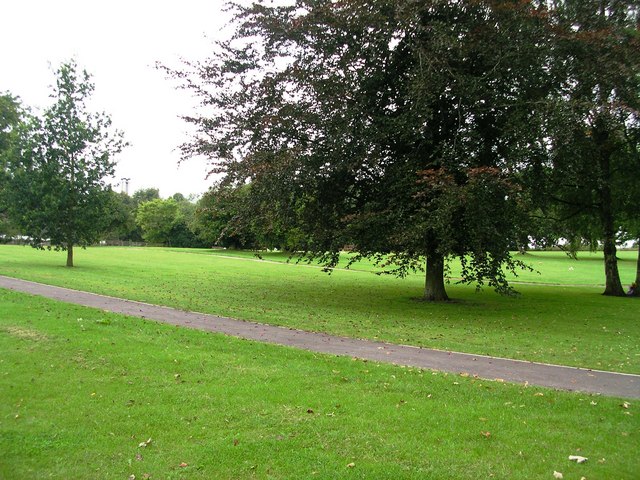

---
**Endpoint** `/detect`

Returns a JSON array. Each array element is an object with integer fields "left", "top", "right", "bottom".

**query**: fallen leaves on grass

[
  {"left": 179, "top": 462, "right": 188, "bottom": 468},
  {"left": 346, "top": 462, "right": 355, "bottom": 468},
  {"left": 138, "top": 438, "right": 152, "bottom": 448},
  {"left": 568, "top": 455, "right": 588, "bottom": 464},
  {"left": 3, "top": 326, "right": 48, "bottom": 341},
  {"left": 480, "top": 431, "right": 491, "bottom": 438}
]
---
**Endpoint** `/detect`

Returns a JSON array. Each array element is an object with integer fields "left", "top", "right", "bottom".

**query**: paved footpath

[{"left": 1, "top": 275, "right": 638, "bottom": 399}]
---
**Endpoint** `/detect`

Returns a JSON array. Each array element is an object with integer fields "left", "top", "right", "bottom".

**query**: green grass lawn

[
  {"left": 0, "top": 245, "right": 638, "bottom": 373},
  {"left": 168, "top": 247, "right": 639, "bottom": 287},
  {"left": 1, "top": 289, "right": 637, "bottom": 479}
]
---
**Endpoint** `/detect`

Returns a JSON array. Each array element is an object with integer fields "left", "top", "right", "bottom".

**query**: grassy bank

[
  {"left": 0, "top": 289, "right": 637, "bottom": 479},
  {"left": 0, "top": 245, "right": 638, "bottom": 373}
]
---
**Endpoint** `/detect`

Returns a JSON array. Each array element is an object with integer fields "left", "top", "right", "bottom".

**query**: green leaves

[
  {"left": 165, "top": 1, "right": 637, "bottom": 299},
  {"left": 2, "top": 60, "right": 127, "bottom": 265}
]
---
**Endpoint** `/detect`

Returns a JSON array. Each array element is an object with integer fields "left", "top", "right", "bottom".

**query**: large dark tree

[
  {"left": 165, "top": 0, "right": 554, "bottom": 300},
  {"left": 3, "top": 61, "right": 127, "bottom": 266}
]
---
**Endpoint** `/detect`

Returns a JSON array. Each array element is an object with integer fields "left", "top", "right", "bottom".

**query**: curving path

[{"left": 1, "top": 275, "right": 638, "bottom": 399}]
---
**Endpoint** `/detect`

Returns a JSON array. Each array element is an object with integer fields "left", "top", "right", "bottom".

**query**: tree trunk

[
  {"left": 635, "top": 241, "right": 640, "bottom": 286},
  {"left": 424, "top": 252, "right": 449, "bottom": 301},
  {"left": 632, "top": 240, "right": 640, "bottom": 297},
  {"left": 602, "top": 237, "right": 624, "bottom": 296},
  {"left": 595, "top": 121, "right": 624, "bottom": 297},
  {"left": 66, "top": 244, "right": 74, "bottom": 267}
]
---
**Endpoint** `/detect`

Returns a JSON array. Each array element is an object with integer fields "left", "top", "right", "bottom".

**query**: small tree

[
  {"left": 4, "top": 61, "right": 127, "bottom": 266},
  {"left": 534, "top": 0, "right": 640, "bottom": 296}
]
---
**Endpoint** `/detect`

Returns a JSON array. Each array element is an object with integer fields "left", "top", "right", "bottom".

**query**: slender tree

[
  {"left": 537, "top": 0, "right": 640, "bottom": 296},
  {"left": 4, "top": 61, "right": 127, "bottom": 266}
]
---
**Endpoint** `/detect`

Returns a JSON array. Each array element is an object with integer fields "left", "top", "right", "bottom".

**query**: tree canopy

[
  {"left": 163, "top": 0, "right": 640, "bottom": 299},
  {"left": 165, "top": 0, "right": 564, "bottom": 300}
]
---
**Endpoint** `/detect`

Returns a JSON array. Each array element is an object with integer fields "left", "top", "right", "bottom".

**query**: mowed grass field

[
  {"left": 1, "top": 290, "right": 638, "bottom": 479},
  {"left": 0, "top": 245, "right": 638, "bottom": 373}
]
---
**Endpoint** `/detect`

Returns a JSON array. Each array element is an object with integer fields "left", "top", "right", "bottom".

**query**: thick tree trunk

[
  {"left": 602, "top": 237, "right": 623, "bottom": 296},
  {"left": 424, "top": 252, "right": 449, "bottom": 301},
  {"left": 66, "top": 244, "right": 74, "bottom": 267}
]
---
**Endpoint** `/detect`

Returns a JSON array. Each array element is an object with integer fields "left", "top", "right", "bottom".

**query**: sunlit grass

[{"left": 171, "top": 247, "right": 637, "bottom": 286}]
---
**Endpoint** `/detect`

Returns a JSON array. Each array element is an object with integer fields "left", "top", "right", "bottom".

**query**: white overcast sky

[{"left": 1, "top": 0, "right": 239, "bottom": 199}]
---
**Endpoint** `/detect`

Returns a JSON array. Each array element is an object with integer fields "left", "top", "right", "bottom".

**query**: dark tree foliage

[
  {"left": 194, "top": 184, "right": 257, "bottom": 249},
  {"left": 102, "top": 191, "right": 143, "bottom": 243},
  {"left": 3, "top": 61, "right": 127, "bottom": 266},
  {"left": 194, "top": 182, "right": 293, "bottom": 250},
  {"left": 531, "top": 0, "right": 640, "bottom": 296},
  {"left": 170, "top": 194, "right": 207, "bottom": 248},
  {"left": 165, "top": 0, "right": 554, "bottom": 300}
]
